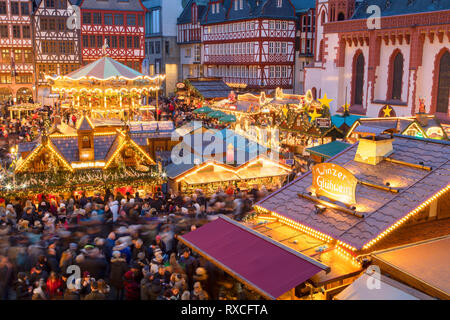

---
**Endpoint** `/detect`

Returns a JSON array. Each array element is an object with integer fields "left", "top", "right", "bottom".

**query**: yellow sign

[{"left": 311, "top": 163, "right": 358, "bottom": 205}]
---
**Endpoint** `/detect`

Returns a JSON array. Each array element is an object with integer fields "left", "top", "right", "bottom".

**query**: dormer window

[
  {"left": 234, "top": 0, "right": 243, "bottom": 11},
  {"left": 82, "top": 135, "right": 91, "bottom": 148},
  {"left": 192, "top": 3, "right": 197, "bottom": 22}
]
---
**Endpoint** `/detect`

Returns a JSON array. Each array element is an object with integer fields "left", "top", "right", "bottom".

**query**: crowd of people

[
  {"left": 0, "top": 186, "right": 269, "bottom": 300},
  {"left": 0, "top": 95, "right": 288, "bottom": 301}
]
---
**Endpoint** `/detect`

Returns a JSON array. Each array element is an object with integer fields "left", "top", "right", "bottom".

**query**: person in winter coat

[
  {"left": 46, "top": 271, "right": 63, "bottom": 299},
  {"left": 123, "top": 270, "right": 140, "bottom": 300},
  {"left": 15, "top": 272, "right": 32, "bottom": 300},
  {"left": 191, "top": 281, "right": 209, "bottom": 300},
  {"left": 179, "top": 249, "right": 198, "bottom": 289},
  {"left": 109, "top": 251, "right": 128, "bottom": 300},
  {"left": 82, "top": 248, "right": 108, "bottom": 280},
  {"left": 46, "top": 248, "right": 60, "bottom": 274},
  {"left": 84, "top": 281, "right": 105, "bottom": 300}
]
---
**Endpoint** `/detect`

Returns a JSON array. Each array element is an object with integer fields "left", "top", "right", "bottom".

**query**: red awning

[{"left": 180, "top": 215, "right": 330, "bottom": 299}]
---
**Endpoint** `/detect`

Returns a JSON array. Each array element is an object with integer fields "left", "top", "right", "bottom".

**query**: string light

[
  {"left": 46, "top": 73, "right": 166, "bottom": 82},
  {"left": 362, "top": 184, "right": 450, "bottom": 250},
  {"left": 254, "top": 205, "right": 334, "bottom": 243}
]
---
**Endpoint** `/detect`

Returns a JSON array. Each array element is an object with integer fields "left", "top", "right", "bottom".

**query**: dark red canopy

[{"left": 180, "top": 215, "right": 329, "bottom": 299}]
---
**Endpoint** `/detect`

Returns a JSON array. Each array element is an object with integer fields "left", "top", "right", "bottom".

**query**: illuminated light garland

[
  {"left": 93, "top": 132, "right": 117, "bottom": 136},
  {"left": 336, "top": 240, "right": 357, "bottom": 252},
  {"left": 128, "top": 138, "right": 156, "bottom": 165},
  {"left": 335, "top": 246, "right": 362, "bottom": 268},
  {"left": 45, "top": 73, "right": 166, "bottom": 82},
  {"left": 76, "top": 116, "right": 95, "bottom": 130},
  {"left": 47, "top": 142, "right": 74, "bottom": 172},
  {"left": 235, "top": 156, "right": 292, "bottom": 173},
  {"left": 49, "top": 134, "right": 78, "bottom": 138},
  {"left": 104, "top": 139, "right": 127, "bottom": 170},
  {"left": 71, "top": 161, "right": 105, "bottom": 169},
  {"left": 52, "top": 87, "right": 161, "bottom": 94},
  {"left": 254, "top": 205, "right": 334, "bottom": 243},
  {"left": 174, "top": 161, "right": 239, "bottom": 183},
  {"left": 15, "top": 145, "right": 44, "bottom": 173},
  {"left": 362, "top": 184, "right": 450, "bottom": 250}
]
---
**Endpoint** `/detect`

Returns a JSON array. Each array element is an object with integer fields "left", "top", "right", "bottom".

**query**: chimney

[
  {"left": 354, "top": 135, "right": 394, "bottom": 165},
  {"left": 416, "top": 113, "right": 429, "bottom": 127}
]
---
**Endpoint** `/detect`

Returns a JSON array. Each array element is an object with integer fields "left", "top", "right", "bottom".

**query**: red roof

[{"left": 180, "top": 215, "right": 329, "bottom": 299}]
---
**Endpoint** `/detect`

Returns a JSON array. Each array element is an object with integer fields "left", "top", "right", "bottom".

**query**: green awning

[
  {"left": 218, "top": 114, "right": 237, "bottom": 123},
  {"left": 207, "top": 110, "right": 227, "bottom": 118},
  {"left": 306, "top": 141, "right": 352, "bottom": 159},
  {"left": 193, "top": 106, "right": 213, "bottom": 114}
]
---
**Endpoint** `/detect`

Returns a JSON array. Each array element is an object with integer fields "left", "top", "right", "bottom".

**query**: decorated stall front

[
  {"left": 164, "top": 129, "right": 292, "bottom": 195},
  {"left": 0, "top": 115, "right": 169, "bottom": 198},
  {"left": 346, "top": 113, "right": 449, "bottom": 142}
]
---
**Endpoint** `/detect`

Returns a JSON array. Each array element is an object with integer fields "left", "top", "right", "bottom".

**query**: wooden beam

[{"left": 297, "top": 193, "right": 365, "bottom": 218}]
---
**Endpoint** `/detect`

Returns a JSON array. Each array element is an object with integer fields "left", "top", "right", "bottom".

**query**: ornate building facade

[
  {"left": 177, "top": 0, "right": 206, "bottom": 80},
  {"left": 305, "top": 0, "right": 450, "bottom": 122},
  {"left": 79, "top": 0, "right": 145, "bottom": 71},
  {"left": 201, "top": 0, "right": 297, "bottom": 91},
  {"left": 33, "top": 0, "right": 81, "bottom": 104},
  {"left": 0, "top": 0, "right": 34, "bottom": 103}
]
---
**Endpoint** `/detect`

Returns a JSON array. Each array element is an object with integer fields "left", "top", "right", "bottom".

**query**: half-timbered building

[
  {"left": 0, "top": 0, "right": 34, "bottom": 103},
  {"left": 33, "top": 0, "right": 81, "bottom": 104},
  {"left": 201, "top": 0, "right": 297, "bottom": 91},
  {"left": 79, "top": 0, "right": 145, "bottom": 71},
  {"left": 305, "top": 0, "right": 450, "bottom": 123},
  {"left": 177, "top": 0, "right": 207, "bottom": 79},
  {"left": 292, "top": 0, "right": 316, "bottom": 94}
]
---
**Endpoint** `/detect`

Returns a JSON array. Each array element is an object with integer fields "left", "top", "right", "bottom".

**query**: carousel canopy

[{"left": 63, "top": 56, "right": 145, "bottom": 80}]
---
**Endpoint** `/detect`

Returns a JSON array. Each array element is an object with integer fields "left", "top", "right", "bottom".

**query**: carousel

[{"left": 45, "top": 56, "right": 165, "bottom": 121}]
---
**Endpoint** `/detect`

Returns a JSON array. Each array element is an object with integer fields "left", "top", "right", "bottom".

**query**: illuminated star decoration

[
  {"left": 318, "top": 93, "right": 333, "bottom": 109},
  {"left": 308, "top": 109, "right": 322, "bottom": 123},
  {"left": 282, "top": 106, "right": 289, "bottom": 117},
  {"left": 383, "top": 105, "right": 393, "bottom": 117},
  {"left": 342, "top": 103, "right": 350, "bottom": 112}
]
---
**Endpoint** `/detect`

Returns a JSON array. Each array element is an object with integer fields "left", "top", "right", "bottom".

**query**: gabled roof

[
  {"left": 256, "top": 135, "right": 450, "bottom": 251},
  {"left": 290, "top": 0, "right": 315, "bottom": 13},
  {"left": 187, "top": 78, "right": 231, "bottom": 99},
  {"left": 201, "top": 0, "right": 297, "bottom": 25},
  {"left": 178, "top": 0, "right": 208, "bottom": 24},
  {"left": 77, "top": 116, "right": 94, "bottom": 131},
  {"left": 352, "top": 0, "right": 450, "bottom": 19},
  {"left": 79, "top": 0, "right": 145, "bottom": 12},
  {"left": 51, "top": 137, "right": 80, "bottom": 162}
]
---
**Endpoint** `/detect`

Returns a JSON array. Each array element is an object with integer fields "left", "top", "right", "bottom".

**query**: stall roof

[
  {"left": 179, "top": 215, "right": 329, "bottom": 299},
  {"left": 306, "top": 141, "right": 352, "bottom": 159},
  {"left": 370, "top": 236, "right": 450, "bottom": 299},
  {"left": 256, "top": 134, "right": 450, "bottom": 250},
  {"left": 187, "top": 78, "right": 231, "bottom": 99},
  {"left": 335, "top": 271, "right": 433, "bottom": 300},
  {"left": 331, "top": 115, "right": 365, "bottom": 128}
]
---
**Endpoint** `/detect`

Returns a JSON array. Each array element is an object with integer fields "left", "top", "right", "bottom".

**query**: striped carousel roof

[{"left": 63, "top": 57, "right": 145, "bottom": 80}]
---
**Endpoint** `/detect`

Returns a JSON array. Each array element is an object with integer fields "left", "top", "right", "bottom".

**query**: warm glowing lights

[
  {"left": 174, "top": 157, "right": 291, "bottom": 183},
  {"left": 254, "top": 205, "right": 334, "bottom": 243},
  {"left": 362, "top": 184, "right": 450, "bottom": 250},
  {"left": 45, "top": 74, "right": 166, "bottom": 82},
  {"left": 71, "top": 161, "right": 105, "bottom": 169}
]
